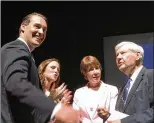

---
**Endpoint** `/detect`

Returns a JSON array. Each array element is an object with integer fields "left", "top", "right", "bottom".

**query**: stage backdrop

[{"left": 103, "top": 32, "right": 153, "bottom": 88}]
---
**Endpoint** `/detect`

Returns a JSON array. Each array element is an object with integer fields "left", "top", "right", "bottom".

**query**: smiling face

[
  {"left": 20, "top": 15, "right": 47, "bottom": 49},
  {"left": 43, "top": 61, "right": 60, "bottom": 82},
  {"left": 80, "top": 56, "right": 102, "bottom": 88},
  {"left": 85, "top": 67, "right": 101, "bottom": 87}
]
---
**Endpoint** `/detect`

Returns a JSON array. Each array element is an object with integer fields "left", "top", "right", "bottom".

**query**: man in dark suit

[
  {"left": 108, "top": 41, "right": 154, "bottom": 123},
  {"left": 1, "top": 12, "right": 79, "bottom": 123}
]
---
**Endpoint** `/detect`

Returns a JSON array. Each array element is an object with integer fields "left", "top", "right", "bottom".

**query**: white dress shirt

[{"left": 128, "top": 65, "right": 143, "bottom": 95}]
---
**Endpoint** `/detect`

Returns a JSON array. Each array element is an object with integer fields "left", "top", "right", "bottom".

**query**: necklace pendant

[{"left": 90, "top": 107, "right": 93, "bottom": 111}]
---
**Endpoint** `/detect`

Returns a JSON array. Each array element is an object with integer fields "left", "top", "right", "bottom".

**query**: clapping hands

[
  {"left": 49, "top": 83, "right": 72, "bottom": 104},
  {"left": 50, "top": 83, "right": 66, "bottom": 102}
]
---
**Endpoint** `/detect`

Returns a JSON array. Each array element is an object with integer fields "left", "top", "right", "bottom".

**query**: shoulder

[
  {"left": 145, "top": 68, "right": 153, "bottom": 84},
  {"left": 74, "top": 86, "right": 87, "bottom": 95},
  {"left": 146, "top": 69, "right": 153, "bottom": 75},
  {"left": 103, "top": 82, "right": 118, "bottom": 90},
  {"left": 140, "top": 67, "right": 153, "bottom": 76},
  {"left": 141, "top": 67, "right": 153, "bottom": 80},
  {"left": 2, "top": 40, "right": 30, "bottom": 58},
  {"left": 1, "top": 40, "right": 31, "bottom": 70},
  {"left": 102, "top": 82, "right": 118, "bottom": 94}
]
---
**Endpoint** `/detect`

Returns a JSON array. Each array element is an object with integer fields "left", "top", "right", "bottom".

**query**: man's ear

[
  {"left": 20, "top": 24, "right": 26, "bottom": 33},
  {"left": 136, "top": 52, "right": 142, "bottom": 60}
]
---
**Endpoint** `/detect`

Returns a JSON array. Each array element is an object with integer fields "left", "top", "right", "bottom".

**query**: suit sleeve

[
  {"left": 121, "top": 69, "right": 154, "bottom": 123},
  {"left": 2, "top": 48, "right": 56, "bottom": 123},
  {"left": 121, "top": 104, "right": 153, "bottom": 123}
]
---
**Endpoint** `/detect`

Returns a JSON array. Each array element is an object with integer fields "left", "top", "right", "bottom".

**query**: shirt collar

[
  {"left": 130, "top": 65, "right": 143, "bottom": 82},
  {"left": 18, "top": 37, "right": 31, "bottom": 52}
]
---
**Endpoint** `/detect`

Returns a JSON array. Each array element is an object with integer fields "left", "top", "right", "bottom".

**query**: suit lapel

[
  {"left": 15, "top": 39, "right": 40, "bottom": 88},
  {"left": 123, "top": 67, "right": 146, "bottom": 112},
  {"left": 15, "top": 39, "right": 30, "bottom": 52},
  {"left": 115, "top": 84, "right": 125, "bottom": 111}
]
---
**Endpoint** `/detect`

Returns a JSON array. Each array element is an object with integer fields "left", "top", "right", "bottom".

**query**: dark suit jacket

[
  {"left": 115, "top": 67, "right": 154, "bottom": 123},
  {"left": 1, "top": 39, "right": 56, "bottom": 123}
]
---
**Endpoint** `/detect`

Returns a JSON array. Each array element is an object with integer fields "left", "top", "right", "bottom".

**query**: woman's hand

[
  {"left": 61, "top": 90, "right": 72, "bottom": 105},
  {"left": 50, "top": 83, "right": 67, "bottom": 103},
  {"left": 97, "top": 107, "right": 111, "bottom": 121}
]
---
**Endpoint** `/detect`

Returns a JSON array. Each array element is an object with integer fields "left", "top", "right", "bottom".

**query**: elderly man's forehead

[
  {"left": 117, "top": 44, "right": 132, "bottom": 51},
  {"left": 122, "top": 44, "right": 133, "bottom": 48}
]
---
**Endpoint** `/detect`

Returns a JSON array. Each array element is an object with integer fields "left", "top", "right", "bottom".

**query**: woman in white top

[
  {"left": 38, "top": 58, "right": 71, "bottom": 104},
  {"left": 73, "top": 55, "right": 118, "bottom": 123}
]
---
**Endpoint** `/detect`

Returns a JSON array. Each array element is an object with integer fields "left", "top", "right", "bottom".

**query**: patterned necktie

[
  {"left": 123, "top": 78, "right": 131, "bottom": 103},
  {"left": 31, "top": 54, "right": 35, "bottom": 63}
]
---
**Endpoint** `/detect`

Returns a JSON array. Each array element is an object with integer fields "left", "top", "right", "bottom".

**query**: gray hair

[{"left": 115, "top": 41, "right": 144, "bottom": 62}]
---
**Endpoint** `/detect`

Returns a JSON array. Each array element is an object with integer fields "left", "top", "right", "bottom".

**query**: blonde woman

[{"left": 38, "top": 58, "right": 71, "bottom": 104}]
